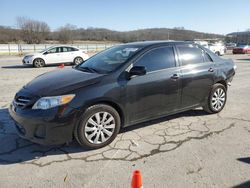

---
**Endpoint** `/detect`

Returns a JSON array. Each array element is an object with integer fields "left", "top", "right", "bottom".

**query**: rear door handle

[
  {"left": 208, "top": 67, "right": 214, "bottom": 72},
  {"left": 171, "top": 73, "right": 180, "bottom": 80}
]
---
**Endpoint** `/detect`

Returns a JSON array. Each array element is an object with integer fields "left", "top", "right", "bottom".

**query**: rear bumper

[{"left": 9, "top": 103, "right": 80, "bottom": 145}]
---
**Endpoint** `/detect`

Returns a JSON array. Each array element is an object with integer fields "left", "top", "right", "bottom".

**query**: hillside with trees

[{"left": 0, "top": 17, "right": 224, "bottom": 44}]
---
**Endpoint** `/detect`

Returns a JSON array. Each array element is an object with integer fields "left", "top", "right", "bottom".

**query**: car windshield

[
  {"left": 76, "top": 44, "right": 142, "bottom": 74},
  {"left": 237, "top": 44, "right": 248, "bottom": 48},
  {"left": 39, "top": 47, "right": 52, "bottom": 53}
]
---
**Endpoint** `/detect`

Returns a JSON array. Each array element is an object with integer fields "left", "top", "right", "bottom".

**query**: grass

[{"left": 0, "top": 52, "right": 21, "bottom": 56}]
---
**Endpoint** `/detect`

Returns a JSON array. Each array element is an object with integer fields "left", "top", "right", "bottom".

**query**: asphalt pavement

[{"left": 0, "top": 54, "right": 249, "bottom": 188}]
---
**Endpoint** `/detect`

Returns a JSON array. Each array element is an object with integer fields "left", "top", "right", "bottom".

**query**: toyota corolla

[{"left": 9, "top": 41, "right": 236, "bottom": 149}]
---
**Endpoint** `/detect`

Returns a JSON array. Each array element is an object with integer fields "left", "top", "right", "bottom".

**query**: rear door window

[
  {"left": 135, "top": 46, "right": 176, "bottom": 72},
  {"left": 61, "top": 47, "right": 69, "bottom": 53},
  {"left": 177, "top": 44, "right": 204, "bottom": 66}
]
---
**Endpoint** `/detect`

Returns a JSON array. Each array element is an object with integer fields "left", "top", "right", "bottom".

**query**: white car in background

[
  {"left": 207, "top": 43, "right": 226, "bottom": 56},
  {"left": 22, "top": 46, "right": 89, "bottom": 68},
  {"left": 194, "top": 41, "right": 226, "bottom": 56}
]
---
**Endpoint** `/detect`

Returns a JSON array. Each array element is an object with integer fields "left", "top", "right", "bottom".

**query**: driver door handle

[
  {"left": 171, "top": 73, "right": 180, "bottom": 80},
  {"left": 208, "top": 67, "right": 214, "bottom": 72}
]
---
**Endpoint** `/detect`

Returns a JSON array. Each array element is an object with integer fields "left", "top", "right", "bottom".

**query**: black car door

[
  {"left": 123, "top": 46, "right": 181, "bottom": 124},
  {"left": 176, "top": 44, "right": 215, "bottom": 109}
]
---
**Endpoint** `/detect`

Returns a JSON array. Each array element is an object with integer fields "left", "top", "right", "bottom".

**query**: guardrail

[{"left": 0, "top": 43, "right": 119, "bottom": 55}]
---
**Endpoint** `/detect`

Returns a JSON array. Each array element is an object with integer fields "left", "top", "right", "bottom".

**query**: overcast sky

[{"left": 0, "top": 0, "right": 250, "bottom": 34}]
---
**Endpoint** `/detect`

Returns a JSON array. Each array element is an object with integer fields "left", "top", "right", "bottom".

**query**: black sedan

[{"left": 9, "top": 41, "right": 236, "bottom": 149}]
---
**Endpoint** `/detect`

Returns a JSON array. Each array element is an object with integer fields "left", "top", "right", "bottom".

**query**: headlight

[
  {"left": 233, "top": 64, "right": 237, "bottom": 70},
  {"left": 32, "top": 94, "right": 75, "bottom": 110}
]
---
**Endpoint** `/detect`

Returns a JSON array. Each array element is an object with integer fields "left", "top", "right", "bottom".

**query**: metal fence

[{"left": 0, "top": 43, "right": 118, "bottom": 55}]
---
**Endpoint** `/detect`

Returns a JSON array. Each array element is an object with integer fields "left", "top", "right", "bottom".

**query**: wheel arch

[
  {"left": 81, "top": 99, "right": 125, "bottom": 127},
  {"left": 215, "top": 80, "right": 227, "bottom": 90},
  {"left": 215, "top": 51, "right": 220, "bottom": 56},
  {"left": 33, "top": 57, "right": 45, "bottom": 65}
]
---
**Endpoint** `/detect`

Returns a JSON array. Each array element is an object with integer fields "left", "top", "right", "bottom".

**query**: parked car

[
  {"left": 194, "top": 41, "right": 226, "bottom": 56},
  {"left": 208, "top": 43, "right": 226, "bottom": 56},
  {"left": 193, "top": 40, "right": 209, "bottom": 48},
  {"left": 226, "top": 43, "right": 237, "bottom": 50},
  {"left": 9, "top": 41, "right": 236, "bottom": 149},
  {"left": 22, "top": 46, "right": 89, "bottom": 68},
  {"left": 233, "top": 44, "right": 250, "bottom": 54}
]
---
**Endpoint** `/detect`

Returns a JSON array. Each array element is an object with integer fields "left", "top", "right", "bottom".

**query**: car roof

[
  {"left": 123, "top": 40, "right": 194, "bottom": 47},
  {"left": 47, "top": 45, "right": 79, "bottom": 49}
]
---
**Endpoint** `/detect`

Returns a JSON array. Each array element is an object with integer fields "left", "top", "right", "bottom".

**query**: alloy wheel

[
  {"left": 34, "top": 59, "right": 44, "bottom": 67},
  {"left": 84, "top": 111, "right": 116, "bottom": 144},
  {"left": 211, "top": 88, "right": 226, "bottom": 111},
  {"left": 75, "top": 57, "right": 83, "bottom": 64}
]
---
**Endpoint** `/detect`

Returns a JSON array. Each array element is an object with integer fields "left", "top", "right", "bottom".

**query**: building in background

[{"left": 226, "top": 31, "right": 250, "bottom": 44}]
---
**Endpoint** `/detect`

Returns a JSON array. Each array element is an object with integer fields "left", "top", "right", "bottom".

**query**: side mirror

[
  {"left": 128, "top": 66, "right": 146, "bottom": 78},
  {"left": 43, "top": 51, "right": 48, "bottom": 55}
]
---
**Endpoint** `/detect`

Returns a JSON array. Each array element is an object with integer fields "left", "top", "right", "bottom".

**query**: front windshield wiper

[{"left": 77, "top": 66, "right": 99, "bottom": 73}]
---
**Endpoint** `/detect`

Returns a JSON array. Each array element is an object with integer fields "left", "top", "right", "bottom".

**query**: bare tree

[
  {"left": 3, "top": 20, "right": 225, "bottom": 44},
  {"left": 57, "top": 24, "right": 76, "bottom": 43},
  {"left": 0, "top": 26, "right": 20, "bottom": 43},
  {"left": 16, "top": 17, "right": 50, "bottom": 44}
]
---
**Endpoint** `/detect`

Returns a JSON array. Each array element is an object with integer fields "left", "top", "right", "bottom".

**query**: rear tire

[
  {"left": 74, "top": 104, "right": 121, "bottom": 149},
  {"left": 33, "top": 58, "right": 45, "bottom": 68},
  {"left": 215, "top": 51, "right": 220, "bottom": 56},
  {"left": 203, "top": 83, "right": 227, "bottom": 114}
]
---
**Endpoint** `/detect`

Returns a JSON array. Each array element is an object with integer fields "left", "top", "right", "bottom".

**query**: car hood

[
  {"left": 24, "top": 53, "right": 41, "bottom": 57},
  {"left": 23, "top": 68, "right": 105, "bottom": 96}
]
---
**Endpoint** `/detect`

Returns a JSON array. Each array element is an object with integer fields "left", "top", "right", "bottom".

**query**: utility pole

[{"left": 237, "top": 28, "right": 239, "bottom": 44}]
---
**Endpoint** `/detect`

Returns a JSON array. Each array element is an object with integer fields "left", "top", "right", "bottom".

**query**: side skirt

[{"left": 123, "top": 104, "right": 202, "bottom": 128}]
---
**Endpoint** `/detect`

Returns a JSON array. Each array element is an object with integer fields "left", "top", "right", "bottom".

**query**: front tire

[
  {"left": 33, "top": 58, "right": 45, "bottom": 68},
  {"left": 74, "top": 104, "right": 121, "bottom": 149},
  {"left": 203, "top": 83, "right": 227, "bottom": 113}
]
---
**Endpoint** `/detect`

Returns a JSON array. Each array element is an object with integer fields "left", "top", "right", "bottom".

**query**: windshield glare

[{"left": 78, "top": 45, "right": 142, "bottom": 74}]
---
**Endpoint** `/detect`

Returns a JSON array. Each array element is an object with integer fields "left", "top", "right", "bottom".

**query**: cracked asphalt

[{"left": 0, "top": 54, "right": 249, "bottom": 188}]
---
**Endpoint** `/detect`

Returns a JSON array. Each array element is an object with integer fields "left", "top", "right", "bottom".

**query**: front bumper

[
  {"left": 9, "top": 103, "right": 80, "bottom": 145},
  {"left": 22, "top": 57, "right": 33, "bottom": 65}
]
